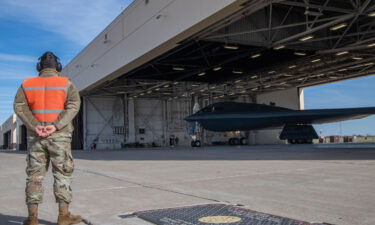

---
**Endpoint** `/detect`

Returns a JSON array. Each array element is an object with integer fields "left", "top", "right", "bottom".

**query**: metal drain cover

[{"left": 134, "top": 204, "right": 325, "bottom": 225}]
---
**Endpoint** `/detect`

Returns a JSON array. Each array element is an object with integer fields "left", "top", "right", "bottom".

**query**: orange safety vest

[{"left": 22, "top": 76, "right": 69, "bottom": 122}]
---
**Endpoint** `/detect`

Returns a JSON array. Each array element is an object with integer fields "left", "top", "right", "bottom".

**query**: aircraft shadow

[
  {"left": 2, "top": 145, "right": 375, "bottom": 160},
  {"left": 72, "top": 145, "right": 375, "bottom": 160}
]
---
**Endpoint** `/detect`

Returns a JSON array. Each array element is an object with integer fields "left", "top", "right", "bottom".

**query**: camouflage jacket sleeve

[
  {"left": 13, "top": 86, "right": 40, "bottom": 131},
  {"left": 53, "top": 81, "right": 81, "bottom": 130}
]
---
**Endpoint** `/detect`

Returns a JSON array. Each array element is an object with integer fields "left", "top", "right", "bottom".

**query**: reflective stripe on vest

[{"left": 22, "top": 76, "right": 68, "bottom": 122}]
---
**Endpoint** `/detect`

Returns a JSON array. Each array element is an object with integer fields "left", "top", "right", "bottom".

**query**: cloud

[
  {"left": 0, "top": 53, "right": 36, "bottom": 63},
  {"left": 0, "top": 64, "right": 34, "bottom": 81},
  {"left": 0, "top": 0, "right": 133, "bottom": 46}
]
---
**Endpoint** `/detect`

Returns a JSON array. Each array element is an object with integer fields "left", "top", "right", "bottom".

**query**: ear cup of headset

[
  {"left": 36, "top": 62, "right": 42, "bottom": 72},
  {"left": 56, "top": 62, "right": 62, "bottom": 72}
]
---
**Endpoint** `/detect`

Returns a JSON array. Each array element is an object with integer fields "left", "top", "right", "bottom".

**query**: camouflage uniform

[{"left": 13, "top": 68, "right": 81, "bottom": 205}]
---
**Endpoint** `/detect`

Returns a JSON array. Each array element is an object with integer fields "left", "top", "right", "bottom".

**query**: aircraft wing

[
  {"left": 185, "top": 106, "right": 375, "bottom": 132},
  {"left": 276, "top": 107, "right": 375, "bottom": 125}
]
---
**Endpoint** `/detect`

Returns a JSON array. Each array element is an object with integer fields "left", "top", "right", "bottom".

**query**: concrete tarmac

[{"left": 1, "top": 144, "right": 375, "bottom": 225}]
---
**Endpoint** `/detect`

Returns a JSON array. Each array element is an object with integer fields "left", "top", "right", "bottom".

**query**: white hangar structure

[{"left": 7, "top": 0, "right": 375, "bottom": 150}]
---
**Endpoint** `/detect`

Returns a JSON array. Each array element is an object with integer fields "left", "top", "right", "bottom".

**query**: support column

[{"left": 127, "top": 99, "right": 136, "bottom": 144}]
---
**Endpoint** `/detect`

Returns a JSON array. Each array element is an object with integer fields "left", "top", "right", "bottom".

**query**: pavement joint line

[
  {"left": 76, "top": 168, "right": 224, "bottom": 203},
  {"left": 74, "top": 186, "right": 141, "bottom": 193},
  {"left": 142, "top": 165, "right": 329, "bottom": 186}
]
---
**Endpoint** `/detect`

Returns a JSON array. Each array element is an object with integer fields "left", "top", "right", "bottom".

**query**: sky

[
  {"left": 0, "top": 0, "right": 132, "bottom": 123},
  {"left": 305, "top": 75, "right": 375, "bottom": 136},
  {"left": 0, "top": 0, "right": 374, "bottom": 136}
]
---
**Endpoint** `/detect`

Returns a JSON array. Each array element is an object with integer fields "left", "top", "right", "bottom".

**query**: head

[{"left": 36, "top": 51, "right": 62, "bottom": 72}]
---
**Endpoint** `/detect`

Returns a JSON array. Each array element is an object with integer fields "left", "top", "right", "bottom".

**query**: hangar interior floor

[{"left": 1, "top": 144, "right": 374, "bottom": 225}]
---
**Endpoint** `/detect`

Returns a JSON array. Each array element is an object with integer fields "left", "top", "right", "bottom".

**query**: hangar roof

[{"left": 87, "top": 0, "right": 375, "bottom": 99}]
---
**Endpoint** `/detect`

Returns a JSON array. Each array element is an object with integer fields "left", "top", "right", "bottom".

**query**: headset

[{"left": 36, "top": 51, "right": 62, "bottom": 72}]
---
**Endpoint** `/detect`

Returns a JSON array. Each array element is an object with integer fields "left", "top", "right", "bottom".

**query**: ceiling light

[
  {"left": 264, "top": 85, "right": 271, "bottom": 88},
  {"left": 192, "top": 84, "right": 199, "bottom": 87},
  {"left": 155, "top": 88, "right": 160, "bottom": 91},
  {"left": 232, "top": 70, "right": 243, "bottom": 74},
  {"left": 298, "top": 78, "right": 304, "bottom": 81},
  {"left": 274, "top": 45, "right": 285, "bottom": 50},
  {"left": 311, "top": 58, "right": 321, "bottom": 63},
  {"left": 336, "top": 51, "right": 349, "bottom": 56},
  {"left": 304, "top": 10, "right": 323, "bottom": 17},
  {"left": 294, "top": 52, "right": 306, "bottom": 56},
  {"left": 251, "top": 53, "right": 261, "bottom": 59},
  {"left": 163, "top": 85, "right": 170, "bottom": 88},
  {"left": 250, "top": 75, "right": 258, "bottom": 79},
  {"left": 251, "top": 87, "right": 258, "bottom": 91},
  {"left": 268, "top": 71, "right": 276, "bottom": 74},
  {"left": 134, "top": 95, "right": 138, "bottom": 98},
  {"left": 213, "top": 66, "right": 222, "bottom": 71},
  {"left": 364, "top": 62, "right": 374, "bottom": 66},
  {"left": 329, "top": 76, "right": 337, "bottom": 79},
  {"left": 352, "top": 57, "right": 363, "bottom": 60},
  {"left": 338, "top": 68, "right": 347, "bottom": 72},
  {"left": 284, "top": 74, "right": 293, "bottom": 77},
  {"left": 235, "top": 86, "right": 244, "bottom": 89},
  {"left": 330, "top": 23, "right": 347, "bottom": 31},
  {"left": 224, "top": 45, "right": 239, "bottom": 50},
  {"left": 198, "top": 72, "right": 206, "bottom": 76},
  {"left": 147, "top": 91, "right": 152, "bottom": 94},
  {"left": 219, "top": 95, "right": 224, "bottom": 98},
  {"left": 288, "top": 65, "right": 297, "bottom": 69},
  {"left": 173, "top": 82, "right": 179, "bottom": 85},
  {"left": 172, "top": 67, "right": 185, "bottom": 71},
  {"left": 235, "top": 80, "right": 242, "bottom": 83},
  {"left": 229, "top": 93, "right": 235, "bottom": 96},
  {"left": 279, "top": 82, "right": 286, "bottom": 85},
  {"left": 316, "top": 73, "right": 325, "bottom": 76},
  {"left": 299, "top": 35, "right": 314, "bottom": 41},
  {"left": 240, "top": 90, "right": 247, "bottom": 93},
  {"left": 368, "top": 11, "right": 375, "bottom": 17},
  {"left": 368, "top": 43, "right": 375, "bottom": 47}
]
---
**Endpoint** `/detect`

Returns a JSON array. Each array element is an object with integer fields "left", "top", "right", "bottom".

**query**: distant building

[{"left": 0, "top": 114, "right": 17, "bottom": 150}]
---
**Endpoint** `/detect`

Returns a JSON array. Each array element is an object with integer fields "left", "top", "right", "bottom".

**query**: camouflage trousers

[{"left": 26, "top": 134, "right": 74, "bottom": 204}]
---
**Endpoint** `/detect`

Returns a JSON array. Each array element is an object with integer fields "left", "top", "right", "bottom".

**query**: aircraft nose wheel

[
  {"left": 191, "top": 140, "right": 201, "bottom": 147},
  {"left": 229, "top": 138, "right": 241, "bottom": 146}
]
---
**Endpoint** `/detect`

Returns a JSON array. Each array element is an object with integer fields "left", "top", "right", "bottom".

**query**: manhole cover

[{"left": 133, "top": 204, "right": 325, "bottom": 225}]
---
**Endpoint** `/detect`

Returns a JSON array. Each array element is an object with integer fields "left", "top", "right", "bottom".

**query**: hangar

[{"left": 6, "top": 0, "right": 375, "bottom": 150}]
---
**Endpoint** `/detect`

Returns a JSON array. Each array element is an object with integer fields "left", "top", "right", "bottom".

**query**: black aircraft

[{"left": 185, "top": 102, "right": 375, "bottom": 146}]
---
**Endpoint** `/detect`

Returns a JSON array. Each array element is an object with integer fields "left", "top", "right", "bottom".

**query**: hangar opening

[
  {"left": 304, "top": 75, "right": 375, "bottom": 143},
  {"left": 65, "top": 0, "right": 375, "bottom": 149}
]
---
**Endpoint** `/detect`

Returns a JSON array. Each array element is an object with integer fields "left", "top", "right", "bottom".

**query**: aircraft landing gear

[
  {"left": 191, "top": 140, "right": 201, "bottom": 147},
  {"left": 288, "top": 139, "right": 313, "bottom": 144},
  {"left": 240, "top": 137, "right": 248, "bottom": 145},
  {"left": 229, "top": 137, "right": 248, "bottom": 146}
]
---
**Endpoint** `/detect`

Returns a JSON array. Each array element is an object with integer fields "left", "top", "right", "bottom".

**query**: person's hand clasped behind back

[{"left": 34, "top": 125, "right": 57, "bottom": 137}]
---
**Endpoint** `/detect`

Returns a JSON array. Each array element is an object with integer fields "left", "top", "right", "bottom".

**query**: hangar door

[{"left": 85, "top": 96, "right": 125, "bottom": 150}]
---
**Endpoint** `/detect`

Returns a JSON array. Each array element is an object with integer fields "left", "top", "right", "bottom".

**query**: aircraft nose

[
  {"left": 184, "top": 114, "right": 198, "bottom": 121},
  {"left": 184, "top": 115, "right": 194, "bottom": 121}
]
